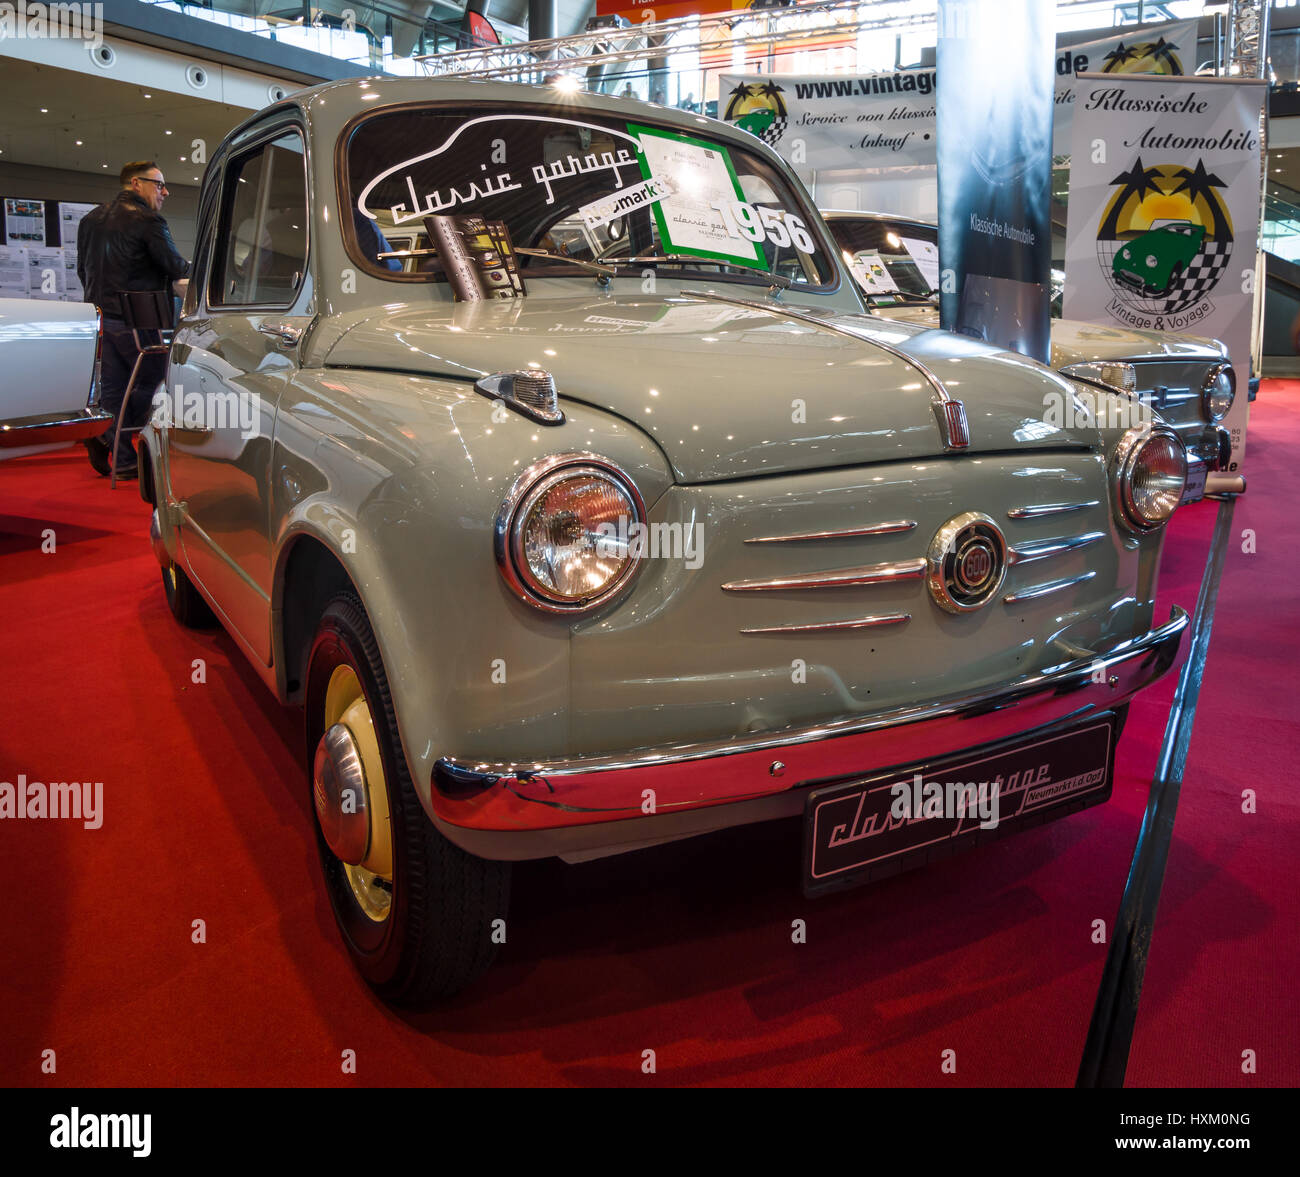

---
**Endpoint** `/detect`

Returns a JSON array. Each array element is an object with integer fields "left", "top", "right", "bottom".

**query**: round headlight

[
  {"left": 1201, "top": 363, "right": 1235, "bottom": 422},
  {"left": 496, "top": 455, "right": 644, "bottom": 611},
  {"left": 1113, "top": 426, "right": 1186, "bottom": 532}
]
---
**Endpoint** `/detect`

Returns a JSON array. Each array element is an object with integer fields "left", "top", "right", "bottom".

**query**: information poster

[
  {"left": 27, "top": 248, "right": 66, "bottom": 300},
  {"left": 1064, "top": 73, "right": 1267, "bottom": 470},
  {"left": 848, "top": 251, "right": 899, "bottom": 294},
  {"left": 63, "top": 252, "right": 85, "bottom": 302},
  {"left": 58, "top": 202, "right": 96, "bottom": 248},
  {"left": 630, "top": 123, "right": 765, "bottom": 268},
  {"left": 900, "top": 236, "right": 940, "bottom": 289},
  {"left": 4, "top": 198, "right": 47, "bottom": 246},
  {"left": 0, "top": 246, "right": 30, "bottom": 297}
]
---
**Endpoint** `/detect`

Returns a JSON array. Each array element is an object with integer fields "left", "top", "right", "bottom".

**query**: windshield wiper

[
  {"left": 515, "top": 247, "right": 619, "bottom": 279},
  {"left": 598, "top": 251, "right": 796, "bottom": 290}
]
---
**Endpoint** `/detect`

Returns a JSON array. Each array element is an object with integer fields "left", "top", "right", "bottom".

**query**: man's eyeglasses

[{"left": 137, "top": 177, "right": 168, "bottom": 191}]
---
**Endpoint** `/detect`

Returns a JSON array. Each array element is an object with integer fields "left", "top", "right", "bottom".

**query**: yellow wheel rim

[{"left": 323, "top": 664, "right": 394, "bottom": 923}]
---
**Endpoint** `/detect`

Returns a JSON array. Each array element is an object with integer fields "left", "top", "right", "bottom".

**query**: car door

[{"left": 167, "top": 123, "right": 314, "bottom": 664}]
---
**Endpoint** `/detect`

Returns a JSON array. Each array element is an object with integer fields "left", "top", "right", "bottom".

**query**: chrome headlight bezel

[
  {"left": 1200, "top": 362, "right": 1236, "bottom": 423},
  {"left": 494, "top": 452, "right": 646, "bottom": 614},
  {"left": 1110, "top": 424, "right": 1187, "bottom": 534}
]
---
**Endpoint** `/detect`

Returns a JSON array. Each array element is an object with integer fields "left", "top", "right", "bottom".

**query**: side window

[{"left": 210, "top": 130, "right": 308, "bottom": 308}]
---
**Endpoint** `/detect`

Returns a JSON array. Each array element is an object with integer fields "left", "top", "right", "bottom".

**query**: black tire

[
  {"left": 84, "top": 435, "right": 111, "bottom": 477},
  {"left": 305, "top": 591, "right": 510, "bottom": 1005},
  {"left": 161, "top": 559, "right": 217, "bottom": 628}
]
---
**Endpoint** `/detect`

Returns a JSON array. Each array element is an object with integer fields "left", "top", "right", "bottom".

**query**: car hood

[
  {"left": 870, "top": 304, "right": 1224, "bottom": 366},
  {"left": 321, "top": 292, "right": 1097, "bottom": 483}
]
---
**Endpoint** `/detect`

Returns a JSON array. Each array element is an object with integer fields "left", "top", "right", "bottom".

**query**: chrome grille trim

[
  {"left": 721, "top": 558, "right": 927, "bottom": 593},
  {"left": 745, "top": 521, "right": 917, "bottom": 544},
  {"left": 1007, "top": 500, "right": 1100, "bottom": 520},
  {"left": 1007, "top": 531, "right": 1106, "bottom": 566},
  {"left": 1003, "top": 570, "right": 1097, "bottom": 604},
  {"left": 740, "top": 613, "right": 911, "bottom": 635}
]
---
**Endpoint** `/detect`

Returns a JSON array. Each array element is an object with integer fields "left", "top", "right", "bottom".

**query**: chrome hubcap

[{"left": 317, "top": 665, "right": 393, "bottom": 923}]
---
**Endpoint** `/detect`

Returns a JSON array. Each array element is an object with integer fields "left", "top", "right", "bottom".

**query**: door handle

[{"left": 258, "top": 322, "right": 302, "bottom": 347}]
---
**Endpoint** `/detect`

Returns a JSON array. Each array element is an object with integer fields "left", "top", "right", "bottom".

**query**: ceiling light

[
  {"left": 552, "top": 75, "right": 582, "bottom": 93},
  {"left": 143, "top": 93, "right": 151, "bottom": 98},
  {"left": 75, "top": 140, "right": 83, "bottom": 146},
  {"left": 164, "top": 130, "right": 172, "bottom": 135},
  {"left": 39, "top": 108, "right": 48, "bottom": 113}
]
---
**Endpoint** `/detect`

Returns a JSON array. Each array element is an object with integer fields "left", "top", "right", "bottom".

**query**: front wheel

[{"left": 305, "top": 591, "right": 510, "bottom": 1004}]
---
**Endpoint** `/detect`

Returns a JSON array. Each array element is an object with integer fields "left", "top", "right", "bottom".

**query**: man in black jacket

[{"left": 78, "top": 161, "right": 190, "bottom": 477}]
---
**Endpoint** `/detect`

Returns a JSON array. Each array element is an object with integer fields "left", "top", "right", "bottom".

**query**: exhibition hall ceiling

[{"left": 0, "top": 60, "right": 249, "bottom": 183}]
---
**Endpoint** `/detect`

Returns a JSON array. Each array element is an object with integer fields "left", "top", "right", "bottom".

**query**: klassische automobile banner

[
  {"left": 719, "top": 18, "right": 1198, "bottom": 173},
  {"left": 1063, "top": 73, "right": 1266, "bottom": 471}
]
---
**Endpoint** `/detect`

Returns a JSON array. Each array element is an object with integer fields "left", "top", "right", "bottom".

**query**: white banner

[
  {"left": 1063, "top": 73, "right": 1266, "bottom": 470},
  {"left": 720, "top": 19, "right": 1198, "bottom": 172}
]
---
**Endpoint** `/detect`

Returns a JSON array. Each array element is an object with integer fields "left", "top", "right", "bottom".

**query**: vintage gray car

[
  {"left": 140, "top": 78, "right": 1189, "bottom": 1003},
  {"left": 822, "top": 210, "right": 1236, "bottom": 502}
]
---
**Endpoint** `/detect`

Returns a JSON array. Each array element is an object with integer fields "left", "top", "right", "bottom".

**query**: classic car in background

[
  {"left": 822, "top": 210, "right": 1235, "bottom": 502},
  {"left": 140, "top": 79, "right": 1189, "bottom": 1003},
  {"left": 0, "top": 297, "right": 109, "bottom": 460}
]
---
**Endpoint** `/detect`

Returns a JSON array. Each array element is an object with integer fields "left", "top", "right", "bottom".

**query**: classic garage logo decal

[
  {"left": 723, "top": 81, "right": 788, "bottom": 150},
  {"left": 1094, "top": 156, "right": 1232, "bottom": 329}
]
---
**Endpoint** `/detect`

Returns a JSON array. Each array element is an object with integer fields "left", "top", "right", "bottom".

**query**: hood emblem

[{"left": 927, "top": 512, "right": 1007, "bottom": 613}]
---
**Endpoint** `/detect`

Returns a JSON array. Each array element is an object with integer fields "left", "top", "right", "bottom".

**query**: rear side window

[{"left": 210, "top": 130, "right": 308, "bottom": 308}]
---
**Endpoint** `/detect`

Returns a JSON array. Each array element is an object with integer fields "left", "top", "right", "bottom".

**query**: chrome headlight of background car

[
  {"left": 1059, "top": 360, "right": 1137, "bottom": 396},
  {"left": 1111, "top": 425, "right": 1187, "bottom": 533},
  {"left": 495, "top": 453, "right": 645, "bottom": 612},
  {"left": 1201, "top": 363, "right": 1236, "bottom": 422}
]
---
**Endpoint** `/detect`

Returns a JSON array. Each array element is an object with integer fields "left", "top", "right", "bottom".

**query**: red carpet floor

[{"left": 1, "top": 388, "right": 1297, "bottom": 1087}]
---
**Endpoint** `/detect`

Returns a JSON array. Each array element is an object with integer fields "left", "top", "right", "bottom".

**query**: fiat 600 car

[
  {"left": 823, "top": 210, "right": 1235, "bottom": 501},
  {"left": 140, "top": 79, "right": 1189, "bottom": 1003}
]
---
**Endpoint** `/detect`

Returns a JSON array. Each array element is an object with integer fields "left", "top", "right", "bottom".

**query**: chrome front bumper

[{"left": 429, "top": 607, "right": 1189, "bottom": 861}]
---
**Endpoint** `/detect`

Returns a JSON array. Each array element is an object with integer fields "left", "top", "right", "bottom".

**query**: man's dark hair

[{"left": 120, "top": 161, "right": 159, "bottom": 187}]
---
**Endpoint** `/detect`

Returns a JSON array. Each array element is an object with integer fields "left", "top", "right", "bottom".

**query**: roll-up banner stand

[
  {"left": 720, "top": 19, "right": 1198, "bottom": 174},
  {"left": 1063, "top": 73, "right": 1267, "bottom": 472},
  {"left": 935, "top": 0, "right": 1055, "bottom": 362}
]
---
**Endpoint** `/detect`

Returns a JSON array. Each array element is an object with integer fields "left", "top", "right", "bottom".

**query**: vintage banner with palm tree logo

[
  {"left": 719, "top": 19, "right": 1196, "bottom": 173},
  {"left": 1063, "top": 73, "right": 1266, "bottom": 470}
]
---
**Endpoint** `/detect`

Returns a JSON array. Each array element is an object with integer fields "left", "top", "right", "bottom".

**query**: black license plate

[{"left": 803, "top": 716, "right": 1117, "bottom": 896}]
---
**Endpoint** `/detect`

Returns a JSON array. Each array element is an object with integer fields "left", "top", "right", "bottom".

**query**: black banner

[{"left": 937, "top": 0, "right": 1055, "bottom": 361}]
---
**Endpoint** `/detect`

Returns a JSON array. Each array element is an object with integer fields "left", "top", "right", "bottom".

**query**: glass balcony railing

[{"left": 135, "top": 0, "right": 516, "bottom": 75}]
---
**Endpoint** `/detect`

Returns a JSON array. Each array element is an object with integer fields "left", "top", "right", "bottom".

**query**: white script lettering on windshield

[{"left": 355, "top": 115, "right": 646, "bottom": 228}]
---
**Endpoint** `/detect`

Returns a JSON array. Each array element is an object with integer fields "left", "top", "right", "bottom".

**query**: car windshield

[
  {"left": 826, "top": 217, "right": 938, "bottom": 298},
  {"left": 342, "top": 104, "right": 836, "bottom": 290}
]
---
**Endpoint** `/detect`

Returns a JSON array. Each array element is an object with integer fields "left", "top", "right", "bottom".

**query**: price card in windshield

[{"left": 628, "top": 123, "right": 766, "bottom": 269}]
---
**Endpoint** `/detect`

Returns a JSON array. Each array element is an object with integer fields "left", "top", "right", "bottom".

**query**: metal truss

[{"left": 1227, "top": 0, "right": 1270, "bottom": 79}]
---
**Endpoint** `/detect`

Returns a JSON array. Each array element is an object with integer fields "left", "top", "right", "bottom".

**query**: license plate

[{"left": 803, "top": 716, "right": 1117, "bottom": 896}]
